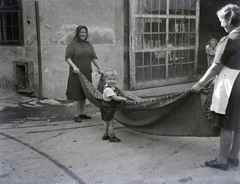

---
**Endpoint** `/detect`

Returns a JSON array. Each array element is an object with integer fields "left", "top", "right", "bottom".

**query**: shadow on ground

[{"left": 0, "top": 102, "right": 99, "bottom": 124}]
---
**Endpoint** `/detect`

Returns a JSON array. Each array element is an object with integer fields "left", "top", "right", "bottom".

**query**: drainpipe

[{"left": 35, "top": 1, "right": 43, "bottom": 99}]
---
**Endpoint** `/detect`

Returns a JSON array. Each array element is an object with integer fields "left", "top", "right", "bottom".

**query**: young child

[{"left": 100, "top": 69, "right": 127, "bottom": 142}]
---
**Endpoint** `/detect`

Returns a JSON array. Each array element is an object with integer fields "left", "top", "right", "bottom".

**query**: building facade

[
  {"left": 0, "top": 0, "right": 124, "bottom": 99},
  {"left": 0, "top": 0, "right": 239, "bottom": 99}
]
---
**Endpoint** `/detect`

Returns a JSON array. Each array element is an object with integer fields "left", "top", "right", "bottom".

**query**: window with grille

[
  {"left": 0, "top": 0, "right": 23, "bottom": 45},
  {"left": 129, "top": 0, "right": 200, "bottom": 90}
]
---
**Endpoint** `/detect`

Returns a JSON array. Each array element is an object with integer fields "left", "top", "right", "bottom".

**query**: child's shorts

[{"left": 100, "top": 100, "right": 117, "bottom": 121}]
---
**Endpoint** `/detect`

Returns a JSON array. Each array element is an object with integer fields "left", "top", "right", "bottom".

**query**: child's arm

[{"left": 110, "top": 94, "right": 127, "bottom": 102}]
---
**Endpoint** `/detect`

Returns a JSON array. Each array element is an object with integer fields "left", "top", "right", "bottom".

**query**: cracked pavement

[{"left": 0, "top": 89, "right": 240, "bottom": 184}]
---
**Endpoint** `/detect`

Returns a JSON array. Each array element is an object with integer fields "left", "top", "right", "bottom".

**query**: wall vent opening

[{"left": 13, "top": 61, "right": 34, "bottom": 93}]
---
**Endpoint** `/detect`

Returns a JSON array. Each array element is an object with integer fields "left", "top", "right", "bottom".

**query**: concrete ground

[{"left": 0, "top": 89, "right": 240, "bottom": 184}]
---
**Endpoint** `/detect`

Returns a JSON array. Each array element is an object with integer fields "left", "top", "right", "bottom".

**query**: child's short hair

[{"left": 103, "top": 68, "right": 118, "bottom": 80}]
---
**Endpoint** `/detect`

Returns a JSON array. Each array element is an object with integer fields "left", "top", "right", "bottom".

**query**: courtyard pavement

[{"left": 0, "top": 89, "right": 240, "bottom": 184}]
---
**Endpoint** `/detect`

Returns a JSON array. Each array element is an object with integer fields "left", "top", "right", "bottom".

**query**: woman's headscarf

[{"left": 73, "top": 25, "right": 88, "bottom": 42}]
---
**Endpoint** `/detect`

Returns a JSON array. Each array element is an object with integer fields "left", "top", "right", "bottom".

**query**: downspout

[{"left": 35, "top": 1, "right": 43, "bottom": 99}]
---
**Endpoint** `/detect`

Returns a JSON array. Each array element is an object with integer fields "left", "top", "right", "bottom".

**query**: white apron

[{"left": 210, "top": 66, "right": 240, "bottom": 114}]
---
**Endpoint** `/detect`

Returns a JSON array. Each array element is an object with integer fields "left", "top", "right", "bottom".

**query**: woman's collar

[{"left": 229, "top": 26, "right": 240, "bottom": 35}]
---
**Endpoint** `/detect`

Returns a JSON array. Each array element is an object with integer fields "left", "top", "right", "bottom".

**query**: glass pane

[
  {"left": 182, "top": 50, "right": 188, "bottom": 63},
  {"left": 152, "top": 20, "right": 158, "bottom": 33},
  {"left": 150, "top": 0, "right": 167, "bottom": 15},
  {"left": 4, "top": 0, "right": 12, "bottom": 6},
  {"left": 149, "top": 19, "right": 166, "bottom": 33},
  {"left": 135, "top": 18, "right": 144, "bottom": 33},
  {"left": 143, "top": 66, "right": 151, "bottom": 81},
  {"left": 159, "top": 34, "right": 166, "bottom": 46},
  {"left": 144, "top": 52, "right": 151, "bottom": 66},
  {"left": 12, "top": 12, "right": 19, "bottom": 26},
  {"left": 136, "top": 67, "right": 144, "bottom": 82},
  {"left": 0, "top": 27, "right": 3, "bottom": 41},
  {"left": 135, "top": 53, "right": 143, "bottom": 66},
  {"left": 6, "top": 13, "right": 12, "bottom": 26},
  {"left": 190, "top": 19, "right": 195, "bottom": 32},
  {"left": 170, "top": 34, "right": 187, "bottom": 47},
  {"left": 189, "top": 63, "right": 194, "bottom": 76},
  {"left": 170, "top": 51, "right": 175, "bottom": 63},
  {"left": 12, "top": 0, "right": 19, "bottom": 6},
  {"left": 154, "top": 51, "right": 166, "bottom": 64},
  {"left": 175, "top": 50, "right": 182, "bottom": 63},
  {"left": 152, "top": 66, "right": 159, "bottom": 80},
  {"left": 143, "top": 34, "right": 150, "bottom": 48},
  {"left": 168, "top": 65, "right": 175, "bottom": 78},
  {"left": 144, "top": 0, "right": 153, "bottom": 15},
  {"left": 175, "top": 64, "right": 182, "bottom": 77},
  {"left": 13, "top": 27, "right": 19, "bottom": 40},
  {"left": 187, "top": 0, "right": 196, "bottom": 15},
  {"left": 144, "top": 18, "right": 151, "bottom": 32},
  {"left": 182, "top": 64, "right": 189, "bottom": 76},
  {"left": 135, "top": 34, "right": 143, "bottom": 49},
  {"left": 135, "top": 0, "right": 144, "bottom": 14},
  {"left": 189, "top": 33, "right": 195, "bottom": 46},
  {"left": 169, "top": 19, "right": 187, "bottom": 33},
  {"left": 152, "top": 53, "right": 158, "bottom": 65},
  {"left": 189, "top": 50, "right": 195, "bottom": 62},
  {"left": 169, "top": 0, "right": 196, "bottom": 15},
  {"left": 159, "top": 19, "right": 166, "bottom": 32},
  {"left": 0, "top": 13, "right": 3, "bottom": 26},
  {"left": 136, "top": 0, "right": 167, "bottom": 15},
  {"left": 159, "top": 66, "right": 166, "bottom": 79},
  {"left": 152, "top": 34, "right": 158, "bottom": 46},
  {"left": 7, "top": 27, "right": 13, "bottom": 40},
  {"left": 1, "top": 0, "right": 20, "bottom": 7}
]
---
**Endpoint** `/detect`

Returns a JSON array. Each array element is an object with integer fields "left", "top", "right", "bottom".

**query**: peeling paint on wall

[
  {"left": 26, "top": 33, "right": 37, "bottom": 46},
  {"left": 0, "top": 76, "right": 15, "bottom": 90},
  {"left": 56, "top": 24, "right": 115, "bottom": 45},
  {"left": 89, "top": 26, "right": 115, "bottom": 44}
]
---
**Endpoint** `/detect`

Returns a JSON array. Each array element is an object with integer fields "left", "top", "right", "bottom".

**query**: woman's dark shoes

[
  {"left": 205, "top": 158, "right": 228, "bottom": 171},
  {"left": 109, "top": 136, "right": 121, "bottom": 142},
  {"left": 79, "top": 114, "right": 92, "bottom": 119},
  {"left": 74, "top": 116, "right": 82, "bottom": 123},
  {"left": 102, "top": 134, "right": 110, "bottom": 140},
  {"left": 228, "top": 157, "right": 239, "bottom": 167}
]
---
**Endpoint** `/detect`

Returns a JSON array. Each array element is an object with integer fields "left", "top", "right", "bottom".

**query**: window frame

[{"left": 0, "top": 0, "right": 23, "bottom": 45}]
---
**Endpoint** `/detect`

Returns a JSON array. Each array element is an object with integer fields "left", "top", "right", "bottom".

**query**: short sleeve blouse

[{"left": 213, "top": 30, "right": 240, "bottom": 70}]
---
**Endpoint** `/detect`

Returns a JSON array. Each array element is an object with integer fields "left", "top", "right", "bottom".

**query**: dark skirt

[
  {"left": 66, "top": 71, "right": 92, "bottom": 101},
  {"left": 218, "top": 73, "right": 240, "bottom": 131},
  {"left": 100, "top": 100, "right": 117, "bottom": 121}
]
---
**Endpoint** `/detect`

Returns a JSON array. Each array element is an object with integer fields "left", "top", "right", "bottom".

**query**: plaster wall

[{"left": 0, "top": 0, "right": 124, "bottom": 99}]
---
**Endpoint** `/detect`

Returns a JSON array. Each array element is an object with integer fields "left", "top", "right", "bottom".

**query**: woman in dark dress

[
  {"left": 192, "top": 4, "right": 240, "bottom": 170},
  {"left": 65, "top": 25, "right": 101, "bottom": 123}
]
